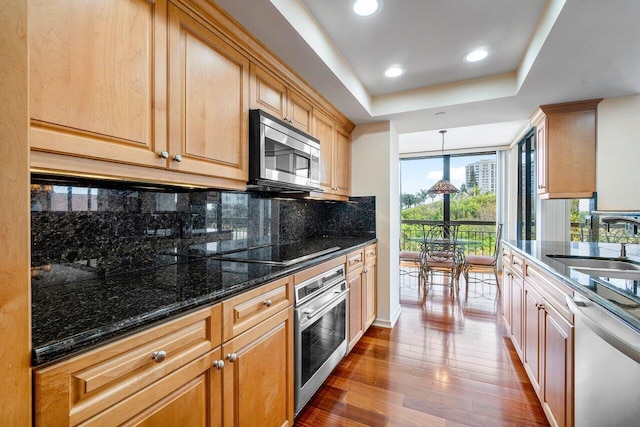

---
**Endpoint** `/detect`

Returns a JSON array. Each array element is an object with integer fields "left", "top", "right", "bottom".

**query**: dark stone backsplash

[{"left": 31, "top": 176, "right": 375, "bottom": 287}]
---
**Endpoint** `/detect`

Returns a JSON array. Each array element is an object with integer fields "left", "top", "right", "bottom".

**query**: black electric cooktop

[{"left": 211, "top": 243, "right": 341, "bottom": 266}]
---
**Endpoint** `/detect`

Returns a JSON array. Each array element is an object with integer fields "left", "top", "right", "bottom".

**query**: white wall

[
  {"left": 596, "top": 94, "right": 640, "bottom": 212},
  {"left": 351, "top": 121, "right": 402, "bottom": 328}
]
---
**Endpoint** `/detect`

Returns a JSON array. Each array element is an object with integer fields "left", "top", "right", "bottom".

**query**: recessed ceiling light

[
  {"left": 464, "top": 48, "right": 489, "bottom": 63},
  {"left": 352, "top": 0, "right": 381, "bottom": 17},
  {"left": 384, "top": 66, "right": 404, "bottom": 78}
]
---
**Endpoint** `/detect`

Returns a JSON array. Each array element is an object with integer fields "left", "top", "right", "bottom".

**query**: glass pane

[
  {"left": 265, "top": 138, "right": 310, "bottom": 178},
  {"left": 449, "top": 153, "right": 497, "bottom": 222},
  {"left": 400, "top": 157, "right": 443, "bottom": 251},
  {"left": 300, "top": 300, "right": 346, "bottom": 386},
  {"left": 400, "top": 157, "right": 444, "bottom": 217}
]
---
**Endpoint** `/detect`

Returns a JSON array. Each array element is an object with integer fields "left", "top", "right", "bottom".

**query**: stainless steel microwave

[{"left": 248, "top": 109, "right": 321, "bottom": 193}]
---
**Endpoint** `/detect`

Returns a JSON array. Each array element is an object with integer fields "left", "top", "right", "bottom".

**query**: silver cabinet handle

[
  {"left": 158, "top": 151, "right": 169, "bottom": 159},
  {"left": 213, "top": 360, "right": 225, "bottom": 370},
  {"left": 226, "top": 353, "right": 237, "bottom": 363},
  {"left": 172, "top": 154, "right": 183, "bottom": 162},
  {"left": 152, "top": 350, "right": 167, "bottom": 363},
  {"left": 263, "top": 299, "right": 272, "bottom": 307}
]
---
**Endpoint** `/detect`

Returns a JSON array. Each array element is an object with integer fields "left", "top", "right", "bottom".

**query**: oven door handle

[{"left": 300, "top": 288, "right": 349, "bottom": 326}]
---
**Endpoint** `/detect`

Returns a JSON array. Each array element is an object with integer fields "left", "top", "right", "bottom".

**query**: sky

[{"left": 400, "top": 153, "right": 496, "bottom": 196}]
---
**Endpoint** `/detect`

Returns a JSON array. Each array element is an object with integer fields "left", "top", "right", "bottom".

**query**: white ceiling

[{"left": 213, "top": 0, "right": 640, "bottom": 154}]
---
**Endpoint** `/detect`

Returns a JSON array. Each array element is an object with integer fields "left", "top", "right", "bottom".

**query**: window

[
  {"left": 517, "top": 129, "right": 536, "bottom": 240},
  {"left": 400, "top": 152, "right": 497, "bottom": 222}
]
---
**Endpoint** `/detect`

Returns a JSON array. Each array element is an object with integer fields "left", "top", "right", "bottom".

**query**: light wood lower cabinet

[
  {"left": 347, "top": 266, "right": 364, "bottom": 352},
  {"left": 33, "top": 276, "right": 295, "bottom": 427},
  {"left": 221, "top": 307, "right": 294, "bottom": 427},
  {"left": 502, "top": 248, "right": 524, "bottom": 358},
  {"left": 33, "top": 305, "right": 222, "bottom": 426},
  {"left": 363, "top": 244, "right": 377, "bottom": 330},
  {"left": 346, "top": 244, "right": 377, "bottom": 351},
  {"left": 502, "top": 246, "right": 575, "bottom": 427}
]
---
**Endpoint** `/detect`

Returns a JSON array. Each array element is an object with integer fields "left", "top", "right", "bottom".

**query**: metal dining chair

[
  {"left": 462, "top": 224, "right": 503, "bottom": 297},
  {"left": 399, "top": 231, "right": 423, "bottom": 288},
  {"left": 419, "top": 223, "right": 462, "bottom": 298}
]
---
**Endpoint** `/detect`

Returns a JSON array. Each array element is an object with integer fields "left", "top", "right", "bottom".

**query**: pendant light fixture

[{"left": 427, "top": 130, "right": 460, "bottom": 195}]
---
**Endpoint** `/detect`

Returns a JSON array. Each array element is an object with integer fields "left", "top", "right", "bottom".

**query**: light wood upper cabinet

[
  {"left": 532, "top": 99, "right": 601, "bottom": 199},
  {"left": 167, "top": 4, "right": 249, "bottom": 183},
  {"left": 313, "top": 108, "right": 336, "bottom": 194},
  {"left": 334, "top": 126, "right": 352, "bottom": 196},
  {"left": 28, "top": 0, "right": 352, "bottom": 189},
  {"left": 312, "top": 108, "right": 351, "bottom": 198},
  {"left": 29, "top": 0, "right": 168, "bottom": 168},
  {"left": 250, "top": 64, "right": 312, "bottom": 134}
]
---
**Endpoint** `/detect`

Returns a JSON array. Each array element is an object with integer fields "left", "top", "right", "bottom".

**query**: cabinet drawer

[
  {"left": 346, "top": 248, "right": 365, "bottom": 273},
  {"left": 34, "top": 305, "right": 221, "bottom": 426},
  {"left": 222, "top": 276, "right": 293, "bottom": 341},
  {"left": 511, "top": 251, "right": 525, "bottom": 277},
  {"left": 524, "top": 261, "right": 574, "bottom": 323},
  {"left": 364, "top": 243, "right": 377, "bottom": 265}
]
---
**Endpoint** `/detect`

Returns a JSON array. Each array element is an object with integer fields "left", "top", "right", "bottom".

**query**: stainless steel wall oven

[{"left": 294, "top": 265, "right": 348, "bottom": 414}]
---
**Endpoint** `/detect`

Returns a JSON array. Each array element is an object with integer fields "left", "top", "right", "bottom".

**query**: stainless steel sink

[{"left": 546, "top": 255, "right": 640, "bottom": 280}]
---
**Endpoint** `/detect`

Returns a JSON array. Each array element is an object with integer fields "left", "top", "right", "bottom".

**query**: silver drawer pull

[
  {"left": 152, "top": 350, "right": 167, "bottom": 363},
  {"left": 213, "top": 360, "right": 225, "bottom": 370},
  {"left": 263, "top": 299, "right": 272, "bottom": 307},
  {"left": 226, "top": 353, "right": 237, "bottom": 363}
]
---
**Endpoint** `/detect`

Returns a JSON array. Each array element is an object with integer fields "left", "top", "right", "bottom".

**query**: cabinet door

[
  {"left": 542, "top": 303, "right": 574, "bottom": 427},
  {"left": 523, "top": 283, "right": 542, "bottom": 396},
  {"left": 312, "top": 109, "right": 336, "bottom": 194},
  {"left": 126, "top": 348, "right": 223, "bottom": 427},
  {"left": 347, "top": 268, "right": 364, "bottom": 352},
  {"left": 511, "top": 275, "right": 524, "bottom": 358},
  {"left": 535, "top": 117, "right": 547, "bottom": 194},
  {"left": 333, "top": 126, "right": 351, "bottom": 196},
  {"left": 502, "top": 268, "right": 513, "bottom": 334},
  {"left": 250, "top": 64, "right": 287, "bottom": 121},
  {"left": 222, "top": 307, "right": 294, "bottom": 427},
  {"left": 363, "top": 261, "right": 377, "bottom": 330},
  {"left": 287, "top": 89, "right": 313, "bottom": 134},
  {"left": 30, "top": 0, "right": 168, "bottom": 168},
  {"left": 168, "top": 4, "right": 249, "bottom": 182},
  {"left": 83, "top": 350, "right": 219, "bottom": 426}
]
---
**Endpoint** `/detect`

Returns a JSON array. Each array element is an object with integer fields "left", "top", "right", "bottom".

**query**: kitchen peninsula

[{"left": 501, "top": 240, "right": 640, "bottom": 427}]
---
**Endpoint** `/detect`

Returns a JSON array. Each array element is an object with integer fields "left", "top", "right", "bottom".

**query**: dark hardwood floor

[{"left": 295, "top": 271, "right": 549, "bottom": 426}]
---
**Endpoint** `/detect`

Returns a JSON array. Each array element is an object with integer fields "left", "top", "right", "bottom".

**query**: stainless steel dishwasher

[{"left": 567, "top": 294, "right": 640, "bottom": 426}]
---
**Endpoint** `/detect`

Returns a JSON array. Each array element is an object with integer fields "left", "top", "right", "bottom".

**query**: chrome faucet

[{"left": 601, "top": 216, "right": 640, "bottom": 259}]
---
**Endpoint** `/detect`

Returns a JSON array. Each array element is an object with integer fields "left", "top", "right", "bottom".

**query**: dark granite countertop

[
  {"left": 502, "top": 240, "right": 640, "bottom": 332},
  {"left": 32, "top": 236, "right": 376, "bottom": 366}
]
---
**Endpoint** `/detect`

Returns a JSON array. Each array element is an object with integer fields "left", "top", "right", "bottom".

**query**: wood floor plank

[{"left": 295, "top": 277, "right": 549, "bottom": 426}]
